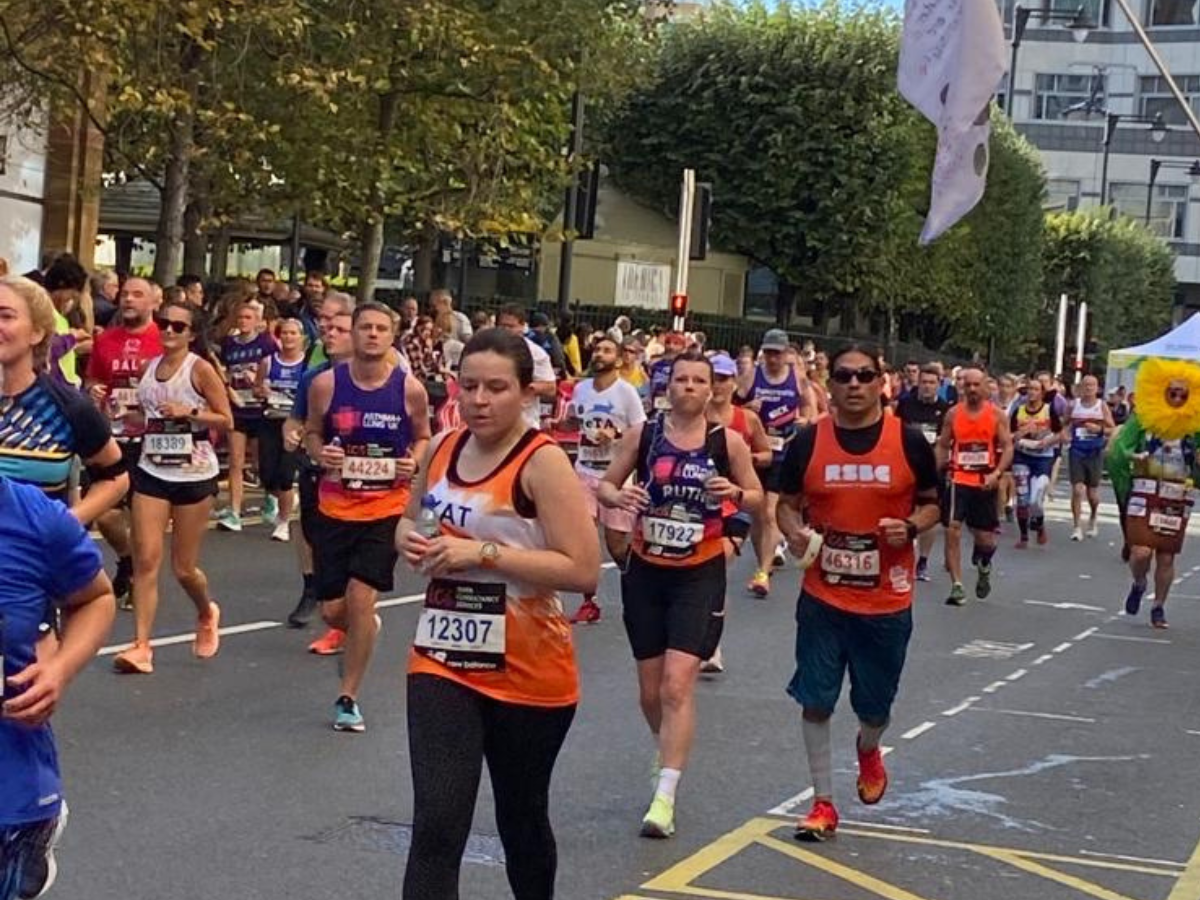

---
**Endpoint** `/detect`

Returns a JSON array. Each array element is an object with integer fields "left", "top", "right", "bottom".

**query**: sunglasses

[
  {"left": 831, "top": 367, "right": 880, "bottom": 385},
  {"left": 154, "top": 316, "right": 191, "bottom": 335}
]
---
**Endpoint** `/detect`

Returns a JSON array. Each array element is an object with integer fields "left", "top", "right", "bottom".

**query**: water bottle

[
  {"left": 417, "top": 494, "right": 441, "bottom": 540},
  {"left": 327, "top": 436, "right": 342, "bottom": 484}
]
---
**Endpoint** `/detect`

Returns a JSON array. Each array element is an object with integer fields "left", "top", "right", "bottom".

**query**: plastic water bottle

[
  {"left": 327, "top": 436, "right": 342, "bottom": 484},
  {"left": 418, "top": 494, "right": 441, "bottom": 540}
]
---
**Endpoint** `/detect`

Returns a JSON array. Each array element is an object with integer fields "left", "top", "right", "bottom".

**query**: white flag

[{"left": 898, "top": 0, "right": 1007, "bottom": 244}]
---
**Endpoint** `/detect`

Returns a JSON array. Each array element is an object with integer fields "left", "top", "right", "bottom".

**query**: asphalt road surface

[{"left": 50, "top": 491, "right": 1200, "bottom": 900}]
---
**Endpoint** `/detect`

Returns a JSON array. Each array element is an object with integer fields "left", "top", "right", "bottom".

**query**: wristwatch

[
  {"left": 189, "top": 407, "right": 199, "bottom": 419},
  {"left": 904, "top": 520, "right": 919, "bottom": 541},
  {"left": 479, "top": 541, "right": 500, "bottom": 569}
]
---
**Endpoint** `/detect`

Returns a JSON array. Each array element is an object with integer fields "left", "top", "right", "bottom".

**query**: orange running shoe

[
  {"left": 309, "top": 628, "right": 346, "bottom": 655},
  {"left": 1037, "top": 527, "right": 1049, "bottom": 546},
  {"left": 748, "top": 570, "right": 770, "bottom": 598},
  {"left": 856, "top": 739, "right": 888, "bottom": 805},
  {"left": 113, "top": 644, "right": 154, "bottom": 674},
  {"left": 194, "top": 601, "right": 221, "bottom": 659},
  {"left": 570, "top": 598, "right": 602, "bottom": 625},
  {"left": 794, "top": 799, "right": 839, "bottom": 842}
]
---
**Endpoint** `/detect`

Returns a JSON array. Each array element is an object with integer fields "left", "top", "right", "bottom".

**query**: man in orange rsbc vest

[
  {"left": 935, "top": 365, "right": 1014, "bottom": 606},
  {"left": 776, "top": 343, "right": 941, "bottom": 843}
]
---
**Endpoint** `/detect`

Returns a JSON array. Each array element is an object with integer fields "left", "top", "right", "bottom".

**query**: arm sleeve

[
  {"left": 901, "top": 425, "right": 941, "bottom": 494},
  {"left": 778, "top": 424, "right": 817, "bottom": 496},
  {"left": 38, "top": 492, "right": 104, "bottom": 603}
]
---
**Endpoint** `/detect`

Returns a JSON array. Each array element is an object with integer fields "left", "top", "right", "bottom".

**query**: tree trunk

[
  {"left": 182, "top": 195, "right": 208, "bottom": 278},
  {"left": 209, "top": 229, "right": 231, "bottom": 282},
  {"left": 357, "top": 87, "right": 402, "bottom": 303},
  {"left": 153, "top": 122, "right": 191, "bottom": 287},
  {"left": 776, "top": 281, "right": 795, "bottom": 327},
  {"left": 413, "top": 222, "right": 437, "bottom": 294}
]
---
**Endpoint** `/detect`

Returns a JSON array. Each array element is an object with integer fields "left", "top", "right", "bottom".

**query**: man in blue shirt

[{"left": 1, "top": 477, "right": 115, "bottom": 900}]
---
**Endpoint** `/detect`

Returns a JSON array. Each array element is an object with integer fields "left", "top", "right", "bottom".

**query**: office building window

[
  {"left": 1147, "top": 0, "right": 1198, "bottom": 25},
  {"left": 1034, "top": 73, "right": 1107, "bottom": 120},
  {"left": 997, "top": 0, "right": 1110, "bottom": 24},
  {"left": 1045, "top": 178, "right": 1081, "bottom": 211},
  {"left": 1110, "top": 182, "right": 1189, "bottom": 240},
  {"left": 1139, "top": 74, "right": 1200, "bottom": 125}
]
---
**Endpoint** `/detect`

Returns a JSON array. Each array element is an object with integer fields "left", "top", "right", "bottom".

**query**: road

[{"left": 50, "top": 492, "right": 1200, "bottom": 900}]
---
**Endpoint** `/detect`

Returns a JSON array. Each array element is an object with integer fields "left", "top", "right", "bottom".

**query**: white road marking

[
  {"left": 1185, "top": 730, "right": 1200, "bottom": 737},
  {"left": 1073, "top": 627, "right": 1098, "bottom": 640},
  {"left": 982, "top": 680, "right": 1007, "bottom": 694},
  {"left": 1005, "top": 669, "right": 1028, "bottom": 681},
  {"left": 1052, "top": 642, "right": 1073, "bottom": 653},
  {"left": 1024, "top": 600, "right": 1106, "bottom": 611},
  {"left": 1093, "top": 633, "right": 1171, "bottom": 645},
  {"left": 841, "top": 820, "right": 932, "bottom": 835},
  {"left": 953, "top": 640, "right": 1034, "bottom": 660},
  {"left": 1078, "top": 848, "right": 1185, "bottom": 868},
  {"left": 98, "top": 620, "right": 281, "bottom": 656},
  {"left": 1031, "top": 654, "right": 1054, "bottom": 666},
  {"left": 975, "top": 708, "right": 1097, "bottom": 724},
  {"left": 1078, "top": 573, "right": 1093, "bottom": 580},
  {"left": 900, "top": 721, "right": 937, "bottom": 740},
  {"left": 941, "top": 697, "right": 980, "bottom": 717}
]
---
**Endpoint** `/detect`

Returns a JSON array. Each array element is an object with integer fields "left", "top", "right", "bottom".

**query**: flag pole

[{"left": 1110, "top": 0, "right": 1200, "bottom": 141}]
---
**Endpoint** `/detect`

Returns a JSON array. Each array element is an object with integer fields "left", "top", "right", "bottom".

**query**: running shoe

[
  {"left": 19, "top": 801, "right": 67, "bottom": 900},
  {"left": 262, "top": 494, "right": 279, "bottom": 525},
  {"left": 1014, "top": 537, "right": 1028, "bottom": 550},
  {"left": 569, "top": 597, "right": 602, "bottom": 625},
  {"left": 194, "top": 601, "right": 221, "bottom": 658},
  {"left": 794, "top": 799, "right": 839, "bottom": 842},
  {"left": 333, "top": 695, "right": 365, "bottom": 733},
  {"left": 287, "top": 587, "right": 318, "bottom": 628},
  {"left": 772, "top": 541, "right": 788, "bottom": 569},
  {"left": 749, "top": 570, "right": 770, "bottom": 598},
  {"left": 309, "top": 628, "right": 346, "bottom": 655},
  {"left": 1070, "top": 527, "right": 1084, "bottom": 542},
  {"left": 700, "top": 647, "right": 725, "bottom": 674},
  {"left": 945, "top": 582, "right": 966, "bottom": 607},
  {"left": 112, "top": 644, "right": 154, "bottom": 674},
  {"left": 1037, "top": 527, "right": 1049, "bottom": 546},
  {"left": 915, "top": 559, "right": 930, "bottom": 582},
  {"left": 216, "top": 509, "right": 243, "bottom": 532},
  {"left": 640, "top": 794, "right": 675, "bottom": 839},
  {"left": 271, "top": 521, "right": 291, "bottom": 543},
  {"left": 1125, "top": 582, "right": 1146, "bottom": 617},
  {"left": 856, "top": 738, "right": 888, "bottom": 805},
  {"left": 1151, "top": 606, "right": 1168, "bottom": 629},
  {"left": 1086, "top": 519, "right": 1100, "bottom": 539},
  {"left": 975, "top": 563, "right": 992, "bottom": 600}
]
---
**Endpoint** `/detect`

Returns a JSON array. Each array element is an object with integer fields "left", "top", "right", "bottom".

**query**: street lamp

[
  {"left": 1144, "top": 157, "right": 1200, "bottom": 229},
  {"left": 1008, "top": 5, "right": 1095, "bottom": 118},
  {"left": 1100, "top": 111, "right": 1168, "bottom": 206}
]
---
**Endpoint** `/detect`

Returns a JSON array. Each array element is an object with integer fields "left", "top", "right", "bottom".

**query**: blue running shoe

[
  {"left": 333, "top": 695, "right": 365, "bottom": 733},
  {"left": 1125, "top": 582, "right": 1147, "bottom": 617},
  {"left": 1151, "top": 606, "right": 1168, "bottom": 629}
]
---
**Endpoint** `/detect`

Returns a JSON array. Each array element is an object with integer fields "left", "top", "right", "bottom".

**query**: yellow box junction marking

[{"left": 629, "top": 817, "right": 1184, "bottom": 900}]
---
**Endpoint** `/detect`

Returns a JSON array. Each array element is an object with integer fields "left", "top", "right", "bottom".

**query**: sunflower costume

[{"left": 1106, "top": 357, "right": 1200, "bottom": 554}]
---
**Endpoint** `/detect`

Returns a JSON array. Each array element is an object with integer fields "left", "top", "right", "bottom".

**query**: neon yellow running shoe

[{"left": 640, "top": 794, "right": 675, "bottom": 839}]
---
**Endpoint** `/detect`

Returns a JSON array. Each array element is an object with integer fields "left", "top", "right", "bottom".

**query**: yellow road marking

[
  {"left": 976, "top": 849, "right": 1145, "bottom": 900},
  {"left": 642, "top": 818, "right": 785, "bottom": 898},
  {"left": 1165, "top": 833, "right": 1200, "bottom": 900},
  {"left": 758, "top": 835, "right": 939, "bottom": 900}
]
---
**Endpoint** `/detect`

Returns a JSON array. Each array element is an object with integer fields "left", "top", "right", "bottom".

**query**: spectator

[
  {"left": 644, "top": 326, "right": 665, "bottom": 361},
  {"left": 399, "top": 295, "right": 420, "bottom": 335},
  {"left": 255, "top": 268, "right": 277, "bottom": 306},
  {"left": 558, "top": 314, "right": 583, "bottom": 377},
  {"left": 607, "top": 314, "right": 632, "bottom": 345},
  {"left": 429, "top": 288, "right": 472, "bottom": 342},
  {"left": 90, "top": 268, "right": 119, "bottom": 327},
  {"left": 530, "top": 312, "right": 567, "bottom": 375},
  {"left": 470, "top": 309, "right": 492, "bottom": 333},
  {"left": 177, "top": 274, "right": 205, "bottom": 308},
  {"left": 618, "top": 336, "right": 648, "bottom": 398},
  {"left": 43, "top": 255, "right": 92, "bottom": 388}
]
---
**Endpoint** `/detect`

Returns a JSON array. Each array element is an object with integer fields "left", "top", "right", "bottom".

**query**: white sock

[
  {"left": 656, "top": 767, "right": 682, "bottom": 802},
  {"left": 858, "top": 720, "right": 887, "bottom": 753},
  {"left": 802, "top": 717, "right": 833, "bottom": 800}
]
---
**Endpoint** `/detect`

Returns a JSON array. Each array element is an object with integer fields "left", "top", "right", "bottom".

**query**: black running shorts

[
  {"left": 942, "top": 481, "right": 999, "bottom": 532},
  {"left": 620, "top": 553, "right": 725, "bottom": 661},
  {"left": 312, "top": 512, "right": 401, "bottom": 601}
]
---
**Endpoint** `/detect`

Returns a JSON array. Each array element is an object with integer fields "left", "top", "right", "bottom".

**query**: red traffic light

[{"left": 670, "top": 293, "right": 688, "bottom": 317}]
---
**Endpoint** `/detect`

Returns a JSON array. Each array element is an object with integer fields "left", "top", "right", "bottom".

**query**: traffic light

[
  {"left": 670, "top": 293, "right": 688, "bottom": 318},
  {"left": 689, "top": 182, "right": 712, "bottom": 261}
]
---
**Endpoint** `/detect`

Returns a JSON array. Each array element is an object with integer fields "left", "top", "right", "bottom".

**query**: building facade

[
  {"left": 0, "top": 111, "right": 48, "bottom": 274},
  {"left": 1004, "top": 0, "right": 1200, "bottom": 308}
]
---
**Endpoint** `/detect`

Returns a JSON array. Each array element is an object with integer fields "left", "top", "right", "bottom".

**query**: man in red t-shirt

[{"left": 85, "top": 276, "right": 162, "bottom": 604}]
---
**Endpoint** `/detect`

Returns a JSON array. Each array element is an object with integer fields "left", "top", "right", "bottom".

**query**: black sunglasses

[
  {"left": 154, "top": 316, "right": 191, "bottom": 335},
  {"left": 831, "top": 367, "right": 880, "bottom": 385}
]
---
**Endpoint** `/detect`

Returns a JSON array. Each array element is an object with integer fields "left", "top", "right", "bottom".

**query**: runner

[
  {"left": 703, "top": 352, "right": 771, "bottom": 674},
  {"left": 646, "top": 331, "right": 687, "bottom": 414},
  {"left": 776, "top": 343, "right": 940, "bottom": 841},
  {"left": 736, "top": 328, "right": 817, "bottom": 598},
  {"left": 285, "top": 292, "right": 354, "bottom": 633},
  {"left": 1067, "top": 374, "right": 1113, "bottom": 542},
  {"left": 0, "top": 276, "right": 128, "bottom": 520},
  {"left": 599, "top": 350, "right": 763, "bottom": 838},
  {"left": 935, "top": 365, "right": 1013, "bottom": 606},
  {"left": 896, "top": 364, "right": 950, "bottom": 582},
  {"left": 112, "top": 301, "right": 233, "bottom": 675},
  {"left": 304, "top": 300, "right": 430, "bottom": 731},
  {"left": 564, "top": 335, "right": 645, "bottom": 625},
  {"left": 995, "top": 373, "right": 1021, "bottom": 522},
  {"left": 1106, "top": 357, "right": 1200, "bottom": 629},
  {"left": 0, "top": 476, "right": 115, "bottom": 900},
  {"left": 85, "top": 276, "right": 163, "bottom": 607},
  {"left": 255, "top": 317, "right": 307, "bottom": 543},
  {"left": 217, "top": 302, "right": 278, "bottom": 532},
  {"left": 494, "top": 305, "right": 556, "bottom": 430},
  {"left": 1010, "top": 378, "right": 1064, "bottom": 548},
  {"left": 396, "top": 327, "right": 598, "bottom": 899}
]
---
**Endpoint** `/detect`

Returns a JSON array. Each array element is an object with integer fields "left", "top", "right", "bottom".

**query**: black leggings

[
  {"left": 403, "top": 674, "right": 575, "bottom": 900},
  {"left": 257, "top": 419, "right": 298, "bottom": 492}
]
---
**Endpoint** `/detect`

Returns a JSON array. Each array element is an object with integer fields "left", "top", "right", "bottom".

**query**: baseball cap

[
  {"left": 530, "top": 312, "right": 550, "bottom": 328},
  {"left": 761, "top": 328, "right": 790, "bottom": 352},
  {"left": 711, "top": 353, "right": 737, "bottom": 377}
]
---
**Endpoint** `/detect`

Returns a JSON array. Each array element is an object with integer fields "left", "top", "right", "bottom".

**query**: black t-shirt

[
  {"left": 779, "top": 418, "right": 940, "bottom": 497},
  {"left": 896, "top": 395, "right": 950, "bottom": 444}
]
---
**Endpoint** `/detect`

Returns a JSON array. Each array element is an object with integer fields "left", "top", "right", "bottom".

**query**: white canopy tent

[{"left": 1106, "top": 314, "right": 1200, "bottom": 393}]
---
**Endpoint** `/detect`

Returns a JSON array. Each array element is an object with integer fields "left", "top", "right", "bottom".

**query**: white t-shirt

[
  {"left": 570, "top": 377, "right": 646, "bottom": 473},
  {"left": 524, "top": 336, "right": 557, "bottom": 430}
]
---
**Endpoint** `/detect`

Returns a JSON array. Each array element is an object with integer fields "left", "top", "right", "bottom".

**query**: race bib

[
  {"left": 1150, "top": 511, "right": 1183, "bottom": 533},
  {"left": 232, "top": 388, "right": 258, "bottom": 408},
  {"left": 266, "top": 390, "right": 295, "bottom": 411},
  {"left": 577, "top": 443, "right": 610, "bottom": 465},
  {"left": 820, "top": 532, "right": 881, "bottom": 589},
  {"left": 144, "top": 420, "right": 194, "bottom": 466},
  {"left": 414, "top": 579, "right": 506, "bottom": 671},
  {"left": 342, "top": 455, "right": 397, "bottom": 488},
  {"left": 956, "top": 448, "right": 989, "bottom": 469},
  {"left": 920, "top": 424, "right": 939, "bottom": 445},
  {"left": 653, "top": 395, "right": 672, "bottom": 411},
  {"left": 539, "top": 398, "right": 556, "bottom": 418},
  {"left": 767, "top": 435, "right": 786, "bottom": 452},
  {"left": 1074, "top": 425, "right": 1097, "bottom": 441},
  {"left": 111, "top": 387, "right": 140, "bottom": 409},
  {"left": 642, "top": 516, "right": 704, "bottom": 550}
]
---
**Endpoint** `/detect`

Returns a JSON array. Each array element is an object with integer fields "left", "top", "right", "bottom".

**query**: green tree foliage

[{"left": 1043, "top": 210, "right": 1176, "bottom": 357}]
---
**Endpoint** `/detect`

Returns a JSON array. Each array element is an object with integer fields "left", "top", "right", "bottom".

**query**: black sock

[
  {"left": 1032, "top": 515, "right": 1044, "bottom": 532},
  {"left": 975, "top": 545, "right": 995, "bottom": 568},
  {"left": 1018, "top": 517, "right": 1029, "bottom": 540},
  {"left": 116, "top": 554, "right": 132, "bottom": 574},
  {"left": 303, "top": 572, "right": 314, "bottom": 591},
  {"left": 918, "top": 556, "right": 928, "bottom": 567}
]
